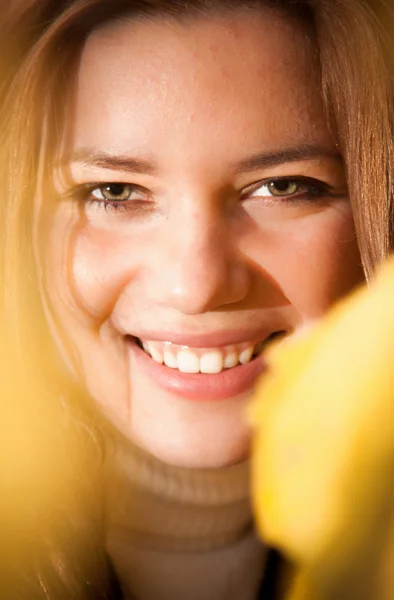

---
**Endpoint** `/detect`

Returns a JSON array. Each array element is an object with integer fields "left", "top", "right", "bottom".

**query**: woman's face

[{"left": 43, "top": 9, "right": 362, "bottom": 467}]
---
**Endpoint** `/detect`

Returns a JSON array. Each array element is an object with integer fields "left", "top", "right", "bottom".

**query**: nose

[{"left": 150, "top": 204, "right": 251, "bottom": 315}]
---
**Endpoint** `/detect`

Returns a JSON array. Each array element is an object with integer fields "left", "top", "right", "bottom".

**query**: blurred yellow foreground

[{"left": 251, "top": 258, "right": 394, "bottom": 600}]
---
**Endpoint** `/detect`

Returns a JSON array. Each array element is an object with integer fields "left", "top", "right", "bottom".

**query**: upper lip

[{"left": 127, "top": 328, "right": 284, "bottom": 348}]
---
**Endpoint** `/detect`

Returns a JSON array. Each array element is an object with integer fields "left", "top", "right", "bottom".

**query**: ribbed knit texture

[{"left": 104, "top": 437, "right": 267, "bottom": 600}]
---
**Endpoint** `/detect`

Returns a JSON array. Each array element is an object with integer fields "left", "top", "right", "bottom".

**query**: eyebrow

[
  {"left": 64, "top": 151, "right": 158, "bottom": 175},
  {"left": 63, "top": 143, "right": 341, "bottom": 175},
  {"left": 235, "top": 144, "right": 342, "bottom": 172}
]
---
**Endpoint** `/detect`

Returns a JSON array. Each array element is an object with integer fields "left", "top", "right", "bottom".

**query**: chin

[
  {"left": 128, "top": 407, "right": 252, "bottom": 469},
  {"left": 137, "top": 438, "right": 251, "bottom": 469}
]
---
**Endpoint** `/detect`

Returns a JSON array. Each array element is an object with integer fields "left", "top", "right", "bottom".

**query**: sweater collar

[{"left": 104, "top": 435, "right": 254, "bottom": 552}]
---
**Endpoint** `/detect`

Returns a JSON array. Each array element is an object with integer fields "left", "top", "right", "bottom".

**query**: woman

[{"left": 1, "top": 0, "right": 393, "bottom": 598}]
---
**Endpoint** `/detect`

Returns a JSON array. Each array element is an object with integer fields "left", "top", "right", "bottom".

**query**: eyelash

[
  {"left": 242, "top": 176, "right": 335, "bottom": 205},
  {"left": 68, "top": 176, "right": 336, "bottom": 212},
  {"left": 69, "top": 183, "right": 149, "bottom": 213}
]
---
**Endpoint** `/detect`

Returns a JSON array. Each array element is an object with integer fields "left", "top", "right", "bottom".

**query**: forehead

[{"left": 70, "top": 9, "right": 331, "bottom": 165}]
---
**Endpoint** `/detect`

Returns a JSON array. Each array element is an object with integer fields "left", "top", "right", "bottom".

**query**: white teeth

[
  {"left": 239, "top": 346, "right": 254, "bottom": 365},
  {"left": 177, "top": 349, "right": 200, "bottom": 374},
  {"left": 142, "top": 342, "right": 164, "bottom": 364},
  {"left": 149, "top": 346, "right": 164, "bottom": 364},
  {"left": 200, "top": 350, "right": 223, "bottom": 374},
  {"left": 163, "top": 350, "right": 178, "bottom": 369},
  {"left": 223, "top": 351, "right": 239, "bottom": 369},
  {"left": 140, "top": 340, "right": 261, "bottom": 372}
]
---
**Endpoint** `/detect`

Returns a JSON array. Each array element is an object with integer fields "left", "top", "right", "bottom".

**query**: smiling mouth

[{"left": 130, "top": 331, "right": 285, "bottom": 375}]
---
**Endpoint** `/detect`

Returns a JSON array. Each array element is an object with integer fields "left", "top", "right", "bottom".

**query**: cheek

[
  {"left": 50, "top": 220, "right": 145, "bottom": 323},
  {"left": 242, "top": 205, "right": 363, "bottom": 318},
  {"left": 44, "top": 214, "right": 135, "bottom": 428},
  {"left": 72, "top": 228, "right": 135, "bottom": 318}
]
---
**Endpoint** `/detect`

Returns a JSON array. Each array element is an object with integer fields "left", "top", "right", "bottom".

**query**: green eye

[
  {"left": 91, "top": 183, "right": 148, "bottom": 203},
  {"left": 267, "top": 180, "right": 299, "bottom": 196},
  {"left": 98, "top": 183, "right": 135, "bottom": 201},
  {"left": 248, "top": 178, "right": 303, "bottom": 200},
  {"left": 244, "top": 176, "right": 335, "bottom": 205}
]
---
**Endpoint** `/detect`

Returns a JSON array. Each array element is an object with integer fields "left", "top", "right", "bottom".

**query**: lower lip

[{"left": 128, "top": 339, "right": 267, "bottom": 401}]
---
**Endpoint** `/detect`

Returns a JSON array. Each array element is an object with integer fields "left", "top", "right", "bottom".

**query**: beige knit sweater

[{"left": 104, "top": 437, "right": 267, "bottom": 600}]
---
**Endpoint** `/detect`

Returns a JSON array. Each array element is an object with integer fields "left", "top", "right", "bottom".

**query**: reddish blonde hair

[{"left": 0, "top": 1, "right": 393, "bottom": 597}]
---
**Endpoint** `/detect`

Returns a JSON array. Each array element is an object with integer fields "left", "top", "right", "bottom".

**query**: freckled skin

[{"left": 40, "top": 10, "right": 363, "bottom": 468}]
